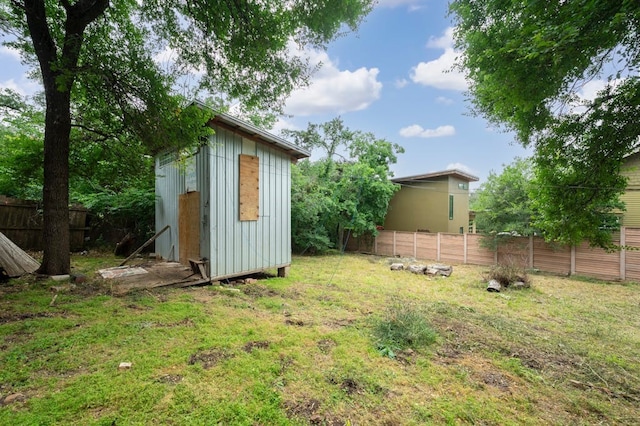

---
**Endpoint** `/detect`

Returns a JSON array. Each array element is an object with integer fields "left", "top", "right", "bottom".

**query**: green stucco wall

[
  {"left": 383, "top": 176, "right": 471, "bottom": 233},
  {"left": 621, "top": 153, "right": 640, "bottom": 227}
]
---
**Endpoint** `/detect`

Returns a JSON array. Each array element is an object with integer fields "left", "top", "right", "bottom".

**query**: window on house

[{"left": 449, "top": 195, "right": 454, "bottom": 220}]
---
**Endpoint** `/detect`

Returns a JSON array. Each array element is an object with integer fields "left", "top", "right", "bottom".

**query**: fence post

[
  {"left": 620, "top": 227, "right": 626, "bottom": 281},
  {"left": 463, "top": 233, "right": 467, "bottom": 264},
  {"left": 570, "top": 245, "right": 576, "bottom": 276},
  {"left": 529, "top": 235, "right": 534, "bottom": 269},
  {"left": 375, "top": 233, "right": 378, "bottom": 255},
  {"left": 393, "top": 231, "right": 397, "bottom": 257}
]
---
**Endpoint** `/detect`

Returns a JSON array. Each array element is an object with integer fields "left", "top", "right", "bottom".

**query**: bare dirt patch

[
  {"left": 0, "top": 311, "right": 57, "bottom": 324},
  {"left": 0, "top": 392, "right": 27, "bottom": 406},
  {"left": 242, "top": 340, "right": 270, "bottom": 353},
  {"left": 283, "top": 398, "right": 321, "bottom": 419},
  {"left": 155, "top": 374, "right": 183, "bottom": 385},
  {"left": 317, "top": 338, "right": 336, "bottom": 353},
  {"left": 481, "top": 371, "right": 511, "bottom": 391},
  {"left": 322, "top": 318, "right": 356, "bottom": 329},
  {"left": 394, "top": 348, "right": 417, "bottom": 365},
  {"left": 283, "top": 398, "right": 343, "bottom": 426},
  {"left": 188, "top": 348, "right": 234, "bottom": 369},
  {"left": 241, "top": 283, "right": 280, "bottom": 298}
]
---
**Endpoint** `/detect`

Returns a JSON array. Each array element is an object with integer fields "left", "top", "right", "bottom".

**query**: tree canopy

[
  {"left": 450, "top": 0, "right": 640, "bottom": 248},
  {"left": 471, "top": 158, "right": 535, "bottom": 239},
  {"left": 0, "top": 0, "right": 374, "bottom": 274},
  {"left": 284, "top": 118, "right": 403, "bottom": 254}
]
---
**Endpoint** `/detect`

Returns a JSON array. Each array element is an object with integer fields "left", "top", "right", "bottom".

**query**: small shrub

[
  {"left": 372, "top": 298, "right": 437, "bottom": 355},
  {"left": 483, "top": 263, "right": 530, "bottom": 289}
]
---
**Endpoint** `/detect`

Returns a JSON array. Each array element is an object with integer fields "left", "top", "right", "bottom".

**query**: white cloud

[
  {"left": 426, "top": 27, "right": 455, "bottom": 50},
  {"left": 153, "top": 46, "right": 206, "bottom": 77},
  {"left": 0, "top": 76, "right": 41, "bottom": 96},
  {"left": 0, "top": 45, "right": 21, "bottom": 61},
  {"left": 377, "top": 0, "right": 424, "bottom": 9},
  {"left": 445, "top": 162, "right": 475, "bottom": 175},
  {"left": 435, "top": 96, "right": 454, "bottom": 105},
  {"left": 284, "top": 49, "right": 382, "bottom": 116},
  {"left": 272, "top": 116, "right": 298, "bottom": 136},
  {"left": 0, "top": 79, "right": 22, "bottom": 93},
  {"left": 395, "top": 78, "right": 409, "bottom": 89},
  {"left": 561, "top": 78, "right": 625, "bottom": 115},
  {"left": 410, "top": 27, "right": 467, "bottom": 91},
  {"left": 578, "top": 78, "right": 623, "bottom": 102},
  {"left": 399, "top": 124, "right": 456, "bottom": 138}
]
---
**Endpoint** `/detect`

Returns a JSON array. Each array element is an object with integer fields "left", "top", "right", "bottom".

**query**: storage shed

[{"left": 154, "top": 109, "right": 309, "bottom": 281}]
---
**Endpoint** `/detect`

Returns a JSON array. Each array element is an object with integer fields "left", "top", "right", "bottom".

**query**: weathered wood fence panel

[
  {"left": 0, "top": 197, "right": 87, "bottom": 251},
  {"left": 394, "top": 232, "right": 416, "bottom": 258},
  {"left": 575, "top": 240, "right": 620, "bottom": 281},
  {"left": 440, "top": 234, "right": 465, "bottom": 264},
  {"left": 532, "top": 239, "right": 571, "bottom": 275},
  {"left": 345, "top": 231, "right": 375, "bottom": 253},
  {"left": 416, "top": 233, "right": 437, "bottom": 260},
  {"left": 346, "top": 228, "right": 640, "bottom": 282},
  {"left": 466, "top": 234, "right": 495, "bottom": 265},
  {"left": 375, "top": 231, "right": 394, "bottom": 256},
  {"left": 624, "top": 228, "right": 640, "bottom": 281},
  {"left": 497, "top": 239, "right": 530, "bottom": 269}
]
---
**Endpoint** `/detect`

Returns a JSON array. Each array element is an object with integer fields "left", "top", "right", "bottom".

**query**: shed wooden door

[{"left": 179, "top": 191, "right": 200, "bottom": 264}]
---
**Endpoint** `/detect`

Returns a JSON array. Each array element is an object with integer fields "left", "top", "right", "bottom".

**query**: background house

[
  {"left": 383, "top": 170, "right": 479, "bottom": 234},
  {"left": 154, "top": 110, "right": 309, "bottom": 280},
  {"left": 621, "top": 151, "right": 640, "bottom": 227}
]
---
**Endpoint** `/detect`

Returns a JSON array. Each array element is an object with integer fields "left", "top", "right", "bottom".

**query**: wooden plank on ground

[{"left": 0, "top": 231, "right": 40, "bottom": 277}]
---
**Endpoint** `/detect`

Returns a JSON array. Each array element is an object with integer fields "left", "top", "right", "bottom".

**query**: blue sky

[
  {"left": 270, "top": 0, "right": 533, "bottom": 188},
  {"left": 0, "top": 0, "right": 535, "bottom": 189}
]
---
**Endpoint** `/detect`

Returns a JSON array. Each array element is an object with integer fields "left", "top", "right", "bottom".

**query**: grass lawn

[{"left": 1, "top": 252, "right": 639, "bottom": 425}]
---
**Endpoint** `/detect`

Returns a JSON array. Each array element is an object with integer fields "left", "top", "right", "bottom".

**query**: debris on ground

[
  {"left": 389, "top": 261, "right": 453, "bottom": 277},
  {"left": 487, "top": 279, "right": 501, "bottom": 292},
  {"left": 98, "top": 266, "right": 149, "bottom": 279},
  {"left": 426, "top": 264, "right": 453, "bottom": 277},
  {"left": 0, "top": 231, "right": 40, "bottom": 278}
]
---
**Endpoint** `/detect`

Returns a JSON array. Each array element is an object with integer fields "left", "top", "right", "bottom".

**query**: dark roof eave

[{"left": 392, "top": 169, "right": 480, "bottom": 183}]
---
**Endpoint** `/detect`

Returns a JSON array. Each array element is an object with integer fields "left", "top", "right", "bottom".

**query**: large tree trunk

[
  {"left": 23, "top": 0, "right": 108, "bottom": 275},
  {"left": 39, "top": 93, "right": 72, "bottom": 275}
]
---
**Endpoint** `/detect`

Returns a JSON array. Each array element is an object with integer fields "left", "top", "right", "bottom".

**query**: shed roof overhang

[{"left": 193, "top": 100, "right": 310, "bottom": 161}]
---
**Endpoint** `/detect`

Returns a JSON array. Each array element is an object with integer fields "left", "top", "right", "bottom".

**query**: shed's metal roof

[
  {"left": 193, "top": 100, "right": 310, "bottom": 160},
  {"left": 392, "top": 169, "right": 479, "bottom": 183}
]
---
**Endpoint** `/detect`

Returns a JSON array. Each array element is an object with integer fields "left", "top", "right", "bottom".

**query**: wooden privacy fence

[
  {"left": 0, "top": 197, "right": 88, "bottom": 251},
  {"left": 346, "top": 228, "right": 640, "bottom": 282}
]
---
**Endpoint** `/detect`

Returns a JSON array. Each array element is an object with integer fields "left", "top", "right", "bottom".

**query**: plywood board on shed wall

[
  {"left": 239, "top": 154, "right": 259, "bottom": 221},
  {"left": 179, "top": 191, "right": 200, "bottom": 264}
]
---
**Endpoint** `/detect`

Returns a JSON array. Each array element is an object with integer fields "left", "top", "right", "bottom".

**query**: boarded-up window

[{"left": 239, "top": 154, "right": 259, "bottom": 221}]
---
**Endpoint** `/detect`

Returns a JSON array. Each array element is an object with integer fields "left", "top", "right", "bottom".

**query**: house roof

[
  {"left": 193, "top": 100, "right": 310, "bottom": 160},
  {"left": 392, "top": 169, "right": 479, "bottom": 184}
]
